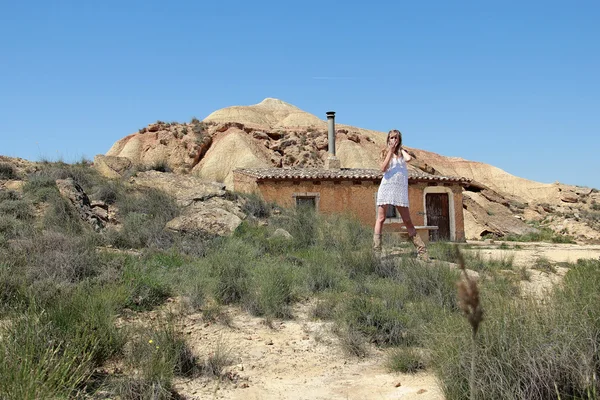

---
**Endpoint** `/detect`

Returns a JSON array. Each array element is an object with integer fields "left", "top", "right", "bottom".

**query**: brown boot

[
  {"left": 373, "top": 233, "right": 382, "bottom": 252},
  {"left": 409, "top": 233, "right": 429, "bottom": 261}
]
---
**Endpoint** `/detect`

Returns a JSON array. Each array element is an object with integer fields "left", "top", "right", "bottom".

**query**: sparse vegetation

[
  {"left": 2, "top": 160, "right": 599, "bottom": 399},
  {"left": 503, "top": 226, "right": 576, "bottom": 244}
]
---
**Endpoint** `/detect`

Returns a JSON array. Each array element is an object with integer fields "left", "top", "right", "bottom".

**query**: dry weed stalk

[{"left": 455, "top": 247, "right": 483, "bottom": 400}]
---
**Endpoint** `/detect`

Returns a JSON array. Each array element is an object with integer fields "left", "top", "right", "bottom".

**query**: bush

[
  {"left": 207, "top": 239, "right": 254, "bottom": 304},
  {"left": 23, "top": 173, "right": 58, "bottom": 203},
  {"left": 0, "top": 199, "right": 34, "bottom": 220},
  {"left": 108, "top": 187, "right": 179, "bottom": 249},
  {"left": 42, "top": 193, "right": 85, "bottom": 234},
  {"left": 0, "top": 311, "right": 96, "bottom": 400},
  {"left": 122, "top": 261, "right": 173, "bottom": 312},
  {"left": 117, "top": 321, "right": 198, "bottom": 399},
  {"left": 0, "top": 189, "right": 19, "bottom": 202},
  {"left": 386, "top": 347, "right": 427, "bottom": 373},
  {"left": 240, "top": 192, "right": 272, "bottom": 219},
  {"left": 0, "top": 162, "right": 17, "bottom": 179},
  {"left": 10, "top": 231, "right": 102, "bottom": 284},
  {"left": 247, "top": 261, "right": 297, "bottom": 319},
  {"left": 93, "top": 180, "right": 124, "bottom": 205},
  {"left": 504, "top": 227, "right": 576, "bottom": 244},
  {"left": 430, "top": 260, "right": 600, "bottom": 400}
]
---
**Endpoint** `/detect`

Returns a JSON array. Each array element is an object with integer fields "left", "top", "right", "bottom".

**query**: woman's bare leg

[
  {"left": 396, "top": 206, "right": 429, "bottom": 260},
  {"left": 374, "top": 205, "right": 387, "bottom": 235},
  {"left": 373, "top": 205, "right": 387, "bottom": 251},
  {"left": 396, "top": 206, "right": 417, "bottom": 237}
]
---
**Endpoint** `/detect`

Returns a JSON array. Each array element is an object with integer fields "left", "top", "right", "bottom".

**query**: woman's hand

[{"left": 388, "top": 137, "right": 399, "bottom": 152}]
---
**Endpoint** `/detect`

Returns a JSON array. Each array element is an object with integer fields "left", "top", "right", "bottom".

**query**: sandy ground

[
  {"left": 463, "top": 241, "right": 600, "bottom": 299},
  {"left": 162, "top": 241, "right": 600, "bottom": 400},
  {"left": 172, "top": 303, "right": 442, "bottom": 400}
]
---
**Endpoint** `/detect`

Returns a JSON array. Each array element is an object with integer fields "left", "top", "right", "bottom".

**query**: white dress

[{"left": 376, "top": 155, "right": 409, "bottom": 207}]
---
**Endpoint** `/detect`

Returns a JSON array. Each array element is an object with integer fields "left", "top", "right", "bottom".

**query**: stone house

[
  {"left": 233, "top": 167, "right": 471, "bottom": 243},
  {"left": 233, "top": 111, "right": 471, "bottom": 243}
]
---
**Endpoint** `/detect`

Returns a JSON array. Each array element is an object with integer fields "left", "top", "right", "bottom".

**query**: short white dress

[{"left": 376, "top": 155, "right": 409, "bottom": 207}]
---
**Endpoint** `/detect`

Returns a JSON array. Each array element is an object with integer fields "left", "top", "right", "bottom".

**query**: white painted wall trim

[{"left": 423, "top": 186, "right": 455, "bottom": 241}]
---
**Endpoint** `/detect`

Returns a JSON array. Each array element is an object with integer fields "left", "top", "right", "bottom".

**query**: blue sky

[{"left": 1, "top": 1, "right": 598, "bottom": 188}]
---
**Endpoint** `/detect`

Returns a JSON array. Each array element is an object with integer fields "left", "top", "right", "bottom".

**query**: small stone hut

[{"left": 233, "top": 167, "right": 471, "bottom": 243}]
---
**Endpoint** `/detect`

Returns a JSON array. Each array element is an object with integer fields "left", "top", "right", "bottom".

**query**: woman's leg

[
  {"left": 373, "top": 205, "right": 387, "bottom": 251},
  {"left": 374, "top": 205, "right": 387, "bottom": 235},
  {"left": 396, "top": 206, "right": 417, "bottom": 237},
  {"left": 396, "top": 206, "right": 429, "bottom": 260}
]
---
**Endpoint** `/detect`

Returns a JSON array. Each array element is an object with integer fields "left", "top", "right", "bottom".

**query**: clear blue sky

[{"left": 1, "top": 1, "right": 598, "bottom": 188}]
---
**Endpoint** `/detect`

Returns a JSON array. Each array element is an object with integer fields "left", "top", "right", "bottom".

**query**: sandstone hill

[{"left": 98, "top": 99, "right": 599, "bottom": 243}]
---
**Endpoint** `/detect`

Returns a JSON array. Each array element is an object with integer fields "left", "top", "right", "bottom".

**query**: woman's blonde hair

[{"left": 380, "top": 129, "right": 403, "bottom": 160}]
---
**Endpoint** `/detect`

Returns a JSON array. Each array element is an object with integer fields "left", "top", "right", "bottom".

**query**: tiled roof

[{"left": 234, "top": 167, "right": 471, "bottom": 184}]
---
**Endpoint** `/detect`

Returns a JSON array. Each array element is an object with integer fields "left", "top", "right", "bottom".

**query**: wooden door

[{"left": 426, "top": 193, "right": 450, "bottom": 241}]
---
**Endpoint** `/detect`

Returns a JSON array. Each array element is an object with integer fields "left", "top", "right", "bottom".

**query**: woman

[{"left": 373, "top": 129, "right": 429, "bottom": 260}]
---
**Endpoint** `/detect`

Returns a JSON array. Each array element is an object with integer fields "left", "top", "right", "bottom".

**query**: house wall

[{"left": 232, "top": 173, "right": 466, "bottom": 241}]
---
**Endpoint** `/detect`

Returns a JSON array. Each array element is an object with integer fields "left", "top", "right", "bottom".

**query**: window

[
  {"left": 296, "top": 196, "right": 316, "bottom": 209},
  {"left": 293, "top": 192, "right": 320, "bottom": 211}
]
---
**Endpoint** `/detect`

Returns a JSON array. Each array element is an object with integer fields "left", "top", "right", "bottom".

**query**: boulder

[
  {"left": 166, "top": 197, "right": 245, "bottom": 236},
  {"left": 94, "top": 155, "right": 133, "bottom": 179},
  {"left": 560, "top": 193, "right": 578, "bottom": 203},
  {"left": 129, "top": 171, "right": 226, "bottom": 207},
  {"left": 271, "top": 228, "right": 293, "bottom": 240}
]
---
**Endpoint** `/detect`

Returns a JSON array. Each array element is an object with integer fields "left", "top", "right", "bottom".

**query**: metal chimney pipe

[{"left": 326, "top": 111, "right": 336, "bottom": 156}]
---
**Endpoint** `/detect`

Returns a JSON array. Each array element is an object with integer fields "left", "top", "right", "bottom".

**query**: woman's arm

[
  {"left": 401, "top": 148, "right": 412, "bottom": 163},
  {"left": 380, "top": 137, "right": 399, "bottom": 172}
]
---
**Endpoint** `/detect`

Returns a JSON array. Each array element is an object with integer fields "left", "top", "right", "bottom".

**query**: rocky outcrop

[
  {"left": 462, "top": 192, "right": 537, "bottom": 239},
  {"left": 55, "top": 178, "right": 107, "bottom": 231},
  {"left": 129, "top": 171, "right": 245, "bottom": 236},
  {"left": 94, "top": 155, "right": 133, "bottom": 179}
]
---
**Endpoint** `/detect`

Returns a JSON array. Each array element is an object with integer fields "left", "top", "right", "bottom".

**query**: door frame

[{"left": 423, "top": 187, "right": 455, "bottom": 241}]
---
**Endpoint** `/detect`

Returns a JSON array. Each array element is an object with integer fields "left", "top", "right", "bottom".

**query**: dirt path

[{"left": 173, "top": 303, "right": 442, "bottom": 400}]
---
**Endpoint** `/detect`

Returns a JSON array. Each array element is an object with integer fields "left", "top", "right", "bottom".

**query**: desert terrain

[{"left": 157, "top": 240, "right": 600, "bottom": 400}]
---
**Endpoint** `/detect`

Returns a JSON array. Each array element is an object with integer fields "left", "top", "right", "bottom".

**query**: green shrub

[
  {"left": 0, "top": 262, "right": 27, "bottom": 309},
  {"left": 386, "top": 347, "right": 427, "bottom": 373},
  {"left": 0, "top": 311, "right": 96, "bottom": 400},
  {"left": 247, "top": 261, "right": 297, "bottom": 319},
  {"left": 93, "top": 180, "right": 124, "bottom": 205},
  {"left": 0, "top": 162, "right": 17, "bottom": 179},
  {"left": 43, "top": 284, "right": 126, "bottom": 364},
  {"left": 117, "top": 321, "right": 198, "bottom": 399},
  {"left": 0, "top": 189, "right": 19, "bottom": 202},
  {"left": 274, "top": 207, "right": 318, "bottom": 249},
  {"left": 430, "top": 261, "right": 600, "bottom": 400},
  {"left": 240, "top": 192, "right": 272, "bottom": 219},
  {"left": 23, "top": 173, "right": 58, "bottom": 203},
  {"left": 123, "top": 267, "right": 172, "bottom": 312},
  {"left": 504, "top": 227, "right": 576, "bottom": 244},
  {"left": 42, "top": 193, "right": 85, "bottom": 234},
  {"left": 301, "top": 248, "right": 347, "bottom": 293},
  {"left": 11, "top": 231, "right": 101, "bottom": 284},
  {"left": 0, "top": 199, "right": 34, "bottom": 220},
  {"left": 338, "top": 293, "right": 409, "bottom": 346},
  {"left": 336, "top": 324, "right": 369, "bottom": 357},
  {"left": 207, "top": 239, "right": 255, "bottom": 304}
]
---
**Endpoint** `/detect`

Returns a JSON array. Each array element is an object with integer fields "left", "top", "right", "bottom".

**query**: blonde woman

[{"left": 373, "top": 129, "right": 428, "bottom": 260}]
